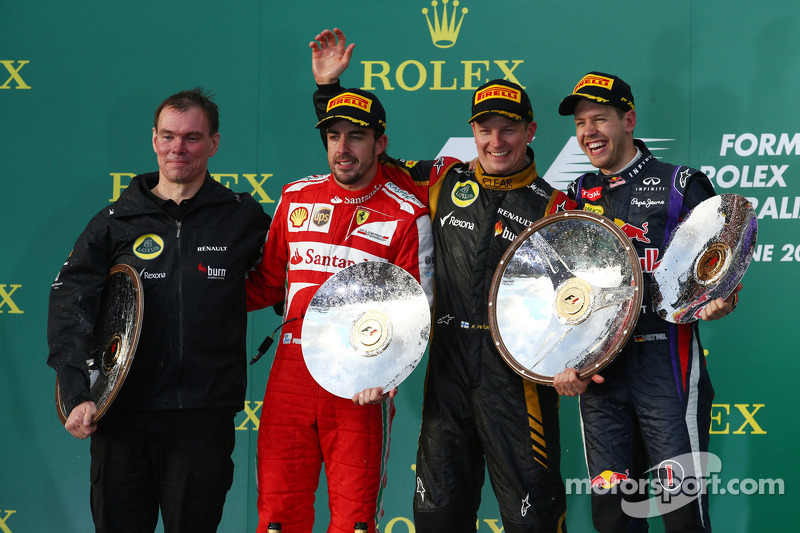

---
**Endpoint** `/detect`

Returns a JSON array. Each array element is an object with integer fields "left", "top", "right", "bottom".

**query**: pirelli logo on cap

[
  {"left": 474, "top": 84, "right": 521, "bottom": 105},
  {"left": 573, "top": 74, "right": 614, "bottom": 93},
  {"left": 327, "top": 92, "right": 372, "bottom": 113}
]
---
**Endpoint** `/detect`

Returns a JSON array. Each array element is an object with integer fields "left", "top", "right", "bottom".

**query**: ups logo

[{"left": 313, "top": 208, "right": 332, "bottom": 226}]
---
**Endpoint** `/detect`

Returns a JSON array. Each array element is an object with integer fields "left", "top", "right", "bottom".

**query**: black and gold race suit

[{"left": 402, "top": 153, "right": 575, "bottom": 533}]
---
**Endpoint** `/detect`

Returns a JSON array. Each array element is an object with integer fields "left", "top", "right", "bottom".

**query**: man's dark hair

[
  {"left": 611, "top": 106, "right": 627, "bottom": 119},
  {"left": 154, "top": 87, "right": 220, "bottom": 135}
]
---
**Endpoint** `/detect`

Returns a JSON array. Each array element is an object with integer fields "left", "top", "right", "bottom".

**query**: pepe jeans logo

[{"left": 422, "top": 0, "right": 468, "bottom": 48}]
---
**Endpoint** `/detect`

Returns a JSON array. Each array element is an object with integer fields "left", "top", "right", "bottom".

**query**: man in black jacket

[{"left": 47, "top": 88, "right": 270, "bottom": 533}]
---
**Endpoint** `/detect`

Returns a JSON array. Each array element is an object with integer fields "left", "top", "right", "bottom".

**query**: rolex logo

[{"left": 422, "top": 0, "right": 468, "bottom": 48}]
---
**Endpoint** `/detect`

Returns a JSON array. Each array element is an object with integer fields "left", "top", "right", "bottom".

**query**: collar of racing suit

[{"left": 475, "top": 146, "right": 539, "bottom": 191}]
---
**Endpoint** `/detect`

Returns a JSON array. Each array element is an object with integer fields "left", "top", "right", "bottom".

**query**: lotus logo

[
  {"left": 133, "top": 234, "right": 164, "bottom": 260},
  {"left": 451, "top": 180, "right": 478, "bottom": 207},
  {"left": 290, "top": 207, "right": 309, "bottom": 228}
]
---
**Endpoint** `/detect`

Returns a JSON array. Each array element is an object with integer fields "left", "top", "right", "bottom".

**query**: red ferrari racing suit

[{"left": 246, "top": 163, "right": 433, "bottom": 533}]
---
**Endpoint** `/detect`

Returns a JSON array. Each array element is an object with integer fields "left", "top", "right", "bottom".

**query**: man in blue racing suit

[{"left": 553, "top": 72, "right": 741, "bottom": 533}]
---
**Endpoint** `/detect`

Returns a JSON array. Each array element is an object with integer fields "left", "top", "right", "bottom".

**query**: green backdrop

[{"left": 1, "top": 1, "right": 794, "bottom": 531}]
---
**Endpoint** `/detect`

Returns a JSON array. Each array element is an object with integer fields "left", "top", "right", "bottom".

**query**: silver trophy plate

[
  {"left": 652, "top": 193, "right": 757, "bottom": 323},
  {"left": 301, "top": 261, "right": 431, "bottom": 398},
  {"left": 489, "top": 211, "right": 643, "bottom": 384},
  {"left": 56, "top": 264, "right": 143, "bottom": 424}
]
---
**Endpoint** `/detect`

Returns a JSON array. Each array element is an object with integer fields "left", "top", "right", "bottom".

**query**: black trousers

[{"left": 89, "top": 409, "right": 235, "bottom": 533}]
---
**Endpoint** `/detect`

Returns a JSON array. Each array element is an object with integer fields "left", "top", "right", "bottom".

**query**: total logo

[
  {"left": 198, "top": 263, "right": 226, "bottom": 280},
  {"left": 361, "top": 1, "right": 525, "bottom": 92},
  {"left": 440, "top": 210, "right": 475, "bottom": 230},
  {"left": 582, "top": 186, "right": 603, "bottom": 201}
]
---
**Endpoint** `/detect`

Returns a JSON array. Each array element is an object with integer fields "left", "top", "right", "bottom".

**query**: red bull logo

[
  {"left": 591, "top": 469, "right": 630, "bottom": 489},
  {"left": 615, "top": 219, "right": 651, "bottom": 243}
]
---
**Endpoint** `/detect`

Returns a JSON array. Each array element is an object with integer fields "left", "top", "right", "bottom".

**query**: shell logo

[{"left": 289, "top": 207, "right": 309, "bottom": 228}]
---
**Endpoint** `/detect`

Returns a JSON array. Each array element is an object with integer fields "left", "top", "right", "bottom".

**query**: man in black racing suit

[
  {"left": 553, "top": 72, "right": 741, "bottom": 533},
  {"left": 310, "top": 28, "right": 575, "bottom": 532}
]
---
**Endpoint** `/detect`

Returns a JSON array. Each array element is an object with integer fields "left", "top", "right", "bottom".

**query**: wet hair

[{"left": 154, "top": 87, "right": 219, "bottom": 135}]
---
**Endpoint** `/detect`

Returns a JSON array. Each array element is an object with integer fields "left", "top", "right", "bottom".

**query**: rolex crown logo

[{"left": 422, "top": 0, "right": 468, "bottom": 49}]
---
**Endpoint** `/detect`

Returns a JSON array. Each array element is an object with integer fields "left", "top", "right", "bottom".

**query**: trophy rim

[
  {"left": 488, "top": 210, "right": 643, "bottom": 385},
  {"left": 56, "top": 264, "right": 143, "bottom": 425}
]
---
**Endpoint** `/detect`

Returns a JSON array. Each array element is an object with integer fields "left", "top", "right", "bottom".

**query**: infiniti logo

[{"left": 642, "top": 177, "right": 661, "bottom": 186}]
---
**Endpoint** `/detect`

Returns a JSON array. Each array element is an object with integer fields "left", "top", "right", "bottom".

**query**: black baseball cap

[
  {"left": 316, "top": 88, "right": 386, "bottom": 134},
  {"left": 469, "top": 79, "right": 533, "bottom": 123},
  {"left": 558, "top": 72, "right": 635, "bottom": 115}
]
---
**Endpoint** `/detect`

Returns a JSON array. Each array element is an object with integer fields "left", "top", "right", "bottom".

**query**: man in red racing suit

[{"left": 246, "top": 86, "right": 433, "bottom": 533}]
